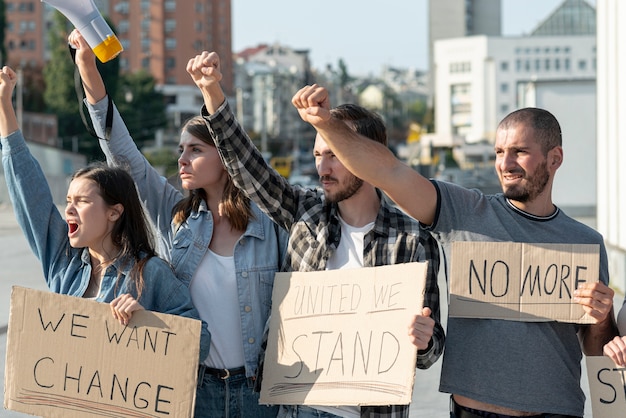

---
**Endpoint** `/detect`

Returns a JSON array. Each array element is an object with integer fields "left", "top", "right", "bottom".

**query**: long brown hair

[
  {"left": 172, "top": 115, "right": 253, "bottom": 231},
  {"left": 72, "top": 163, "right": 157, "bottom": 299}
]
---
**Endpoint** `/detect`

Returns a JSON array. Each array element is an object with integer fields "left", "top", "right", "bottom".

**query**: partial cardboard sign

[
  {"left": 259, "top": 262, "right": 428, "bottom": 406},
  {"left": 586, "top": 356, "right": 626, "bottom": 418},
  {"left": 449, "top": 242, "right": 599, "bottom": 323},
  {"left": 4, "top": 286, "right": 201, "bottom": 418}
]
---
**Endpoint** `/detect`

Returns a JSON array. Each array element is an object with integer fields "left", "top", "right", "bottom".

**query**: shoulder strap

[{"left": 68, "top": 44, "right": 113, "bottom": 141}]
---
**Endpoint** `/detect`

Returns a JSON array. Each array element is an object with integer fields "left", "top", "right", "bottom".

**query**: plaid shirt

[{"left": 203, "top": 102, "right": 444, "bottom": 418}]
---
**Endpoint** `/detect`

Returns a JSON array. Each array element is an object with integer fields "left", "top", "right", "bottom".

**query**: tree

[
  {"left": 338, "top": 58, "right": 352, "bottom": 88},
  {"left": 42, "top": 12, "right": 164, "bottom": 161},
  {"left": 20, "top": 64, "right": 47, "bottom": 112},
  {"left": 0, "top": 0, "right": 7, "bottom": 65},
  {"left": 407, "top": 100, "right": 427, "bottom": 127},
  {"left": 43, "top": 12, "right": 100, "bottom": 158},
  {"left": 114, "top": 70, "right": 166, "bottom": 150}
]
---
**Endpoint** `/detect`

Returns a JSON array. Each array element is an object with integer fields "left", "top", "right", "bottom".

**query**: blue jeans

[
  {"left": 278, "top": 405, "right": 342, "bottom": 418},
  {"left": 194, "top": 371, "right": 279, "bottom": 418}
]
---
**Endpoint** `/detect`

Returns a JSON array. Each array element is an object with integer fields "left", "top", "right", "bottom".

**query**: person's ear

[
  {"left": 109, "top": 204, "right": 124, "bottom": 221},
  {"left": 549, "top": 146, "right": 563, "bottom": 169}
]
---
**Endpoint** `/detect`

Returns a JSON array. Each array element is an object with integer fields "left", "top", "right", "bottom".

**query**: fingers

[
  {"left": 291, "top": 84, "right": 328, "bottom": 109},
  {"left": 67, "top": 29, "right": 81, "bottom": 48},
  {"left": 68, "top": 29, "right": 90, "bottom": 50},
  {"left": 574, "top": 282, "right": 615, "bottom": 322},
  {"left": 67, "top": 28, "right": 97, "bottom": 66},
  {"left": 186, "top": 51, "right": 222, "bottom": 82},
  {"left": 0, "top": 66, "right": 16, "bottom": 81},
  {"left": 291, "top": 84, "right": 332, "bottom": 124},
  {"left": 0, "top": 66, "right": 18, "bottom": 96},
  {"left": 604, "top": 336, "right": 626, "bottom": 367},
  {"left": 407, "top": 309, "right": 435, "bottom": 350},
  {"left": 110, "top": 293, "right": 144, "bottom": 326}
]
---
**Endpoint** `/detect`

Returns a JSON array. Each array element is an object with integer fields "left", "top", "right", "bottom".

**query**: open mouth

[{"left": 68, "top": 223, "right": 78, "bottom": 234}]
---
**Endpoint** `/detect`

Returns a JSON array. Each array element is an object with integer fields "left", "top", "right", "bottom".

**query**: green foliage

[
  {"left": 407, "top": 100, "right": 427, "bottom": 126},
  {"left": 143, "top": 147, "right": 179, "bottom": 178},
  {"left": 114, "top": 70, "right": 166, "bottom": 150},
  {"left": 41, "top": 12, "right": 99, "bottom": 159},
  {"left": 0, "top": 0, "right": 7, "bottom": 65},
  {"left": 41, "top": 11, "right": 164, "bottom": 161},
  {"left": 20, "top": 64, "right": 46, "bottom": 112},
  {"left": 338, "top": 58, "right": 352, "bottom": 87},
  {"left": 43, "top": 12, "right": 76, "bottom": 115}
]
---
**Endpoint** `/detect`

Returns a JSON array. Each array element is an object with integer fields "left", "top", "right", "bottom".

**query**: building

[
  {"left": 233, "top": 44, "right": 313, "bottom": 160},
  {"left": 5, "top": 0, "right": 233, "bottom": 131},
  {"left": 433, "top": 0, "right": 597, "bottom": 215},
  {"left": 596, "top": 0, "right": 626, "bottom": 295},
  {"left": 104, "top": 0, "right": 233, "bottom": 129},
  {"left": 435, "top": 0, "right": 597, "bottom": 216},
  {"left": 4, "top": 1, "right": 46, "bottom": 68},
  {"left": 428, "top": 0, "right": 501, "bottom": 101},
  {"left": 104, "top": 0, "right": 232, "bottom": 93},
  {"left": 434, "top": 35, "right": 596, "bottom": 143}
]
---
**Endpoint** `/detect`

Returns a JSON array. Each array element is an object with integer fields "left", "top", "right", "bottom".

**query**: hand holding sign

[
  {"left": 603, "top": 336, "right": 626, "bottom": 367},
  {"left": 408, "top": 307, "right": 434, "bottom": 350},
  {"left": 260, "top": 262, "right": 428, "bottom": 406},
  {"left": 5, "top": 286, "right": 201, "bottom": 418},
  {"left": 573, "top": 281, "right": 615, "bottom": 323},
  {"left": 449, "top": 242, "right": 600, "bottom": 323},
  {"left": 110, "top": 293, "right": 145, "bottom": 326}
]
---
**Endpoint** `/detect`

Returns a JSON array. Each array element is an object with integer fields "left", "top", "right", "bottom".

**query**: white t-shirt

[
  {"left": 325, "top": 215, "right": 374, "bottom": 270},
  {"left": 316, "top": 215, "right": 374, "bottom": 418},
  {"left": 190, "top": 249, "right": 245, "bottom": 368}
]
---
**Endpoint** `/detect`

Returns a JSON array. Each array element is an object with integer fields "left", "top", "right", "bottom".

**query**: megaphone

[{"left": 42, "top": 0, "right": 123, "bottom": 62}]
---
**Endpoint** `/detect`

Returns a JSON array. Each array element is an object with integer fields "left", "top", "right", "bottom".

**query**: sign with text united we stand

[
  {"left": 259, "top": 262, "right": 428, "bottom": 406},
  {"left": 4, "top": 286, "right": 201, "bottom": 418},
  {"left": 449, "top": 242, "right": 599, "bottom": 323}
]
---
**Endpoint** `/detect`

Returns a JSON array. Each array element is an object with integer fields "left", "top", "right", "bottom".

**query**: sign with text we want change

[{"left": 4, "top": 286, "right": 201, "bottom": 418}]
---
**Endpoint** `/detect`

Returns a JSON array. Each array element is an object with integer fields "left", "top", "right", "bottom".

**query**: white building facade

[
  {"left": 434, "top": 34, "right": 597, "bottom": 215},
  {"left": 596, "top": 0, "right": 626, "bottom": 294}
]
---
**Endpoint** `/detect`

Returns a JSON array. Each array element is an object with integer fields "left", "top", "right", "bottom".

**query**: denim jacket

[
  {"left": 87, "top": 97, "right": 288, "bottom": 377},
  {"left": 1, "top": 130, "right": 210, "bottom": 361}
]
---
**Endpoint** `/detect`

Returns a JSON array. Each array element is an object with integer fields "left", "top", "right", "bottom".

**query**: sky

[{"left": 232, "top": 0, "right": 596, "bottom": 76}]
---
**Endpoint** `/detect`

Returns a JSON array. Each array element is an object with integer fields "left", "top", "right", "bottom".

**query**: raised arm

[
  {"left": 185, "top": 51, "right": 225, "bottom": 113},
  {"left": 68, "top": 29, "right": 182, "bottom": 252},
  {"left": 68, "top": 29, "right": 106, "bottom": 104},
  {"left": 292, "top": 85, "right": 439, "bottom": 225},
  {"left": 187, "top": 52, "right": 302, "bottom": 230},
  {"left": 0, "top": 66, "right": 73, "bottom": 291},
  {"left": 0, "top": 66, "right": 18, "bottom": 136}
]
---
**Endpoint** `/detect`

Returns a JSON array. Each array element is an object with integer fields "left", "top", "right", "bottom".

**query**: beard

[
  {"left": 502, "top": 160, "right": 550, "bottom": 202},
  {"left": 321, "top": 174, "right": 364, "bottom": 203}
]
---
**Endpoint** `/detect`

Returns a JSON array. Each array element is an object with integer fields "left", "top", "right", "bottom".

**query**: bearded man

[
  {"left": 291, "top": 85, "right": 618, "bottom": 418},
  {"left": 187, "top": 51, "right": 445, "bottom": 418}
]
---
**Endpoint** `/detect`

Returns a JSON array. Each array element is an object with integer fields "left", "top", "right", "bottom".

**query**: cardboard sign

[
  {"left": 586, "top": 356, "right": 626, "bottom": 418},
  {"left": 259, "top": 262, "right": 428, "bottom": 406},
  {"left": 4, "top": 286, "right": 201, "bottom": 418},
  {"left": 449, "top": 242, "right": 599, "bottom": 323}
]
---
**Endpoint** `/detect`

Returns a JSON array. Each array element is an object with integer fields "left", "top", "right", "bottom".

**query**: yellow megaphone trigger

[{"left": 92, "top": 34, "right": 123, "bottom": 63}]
